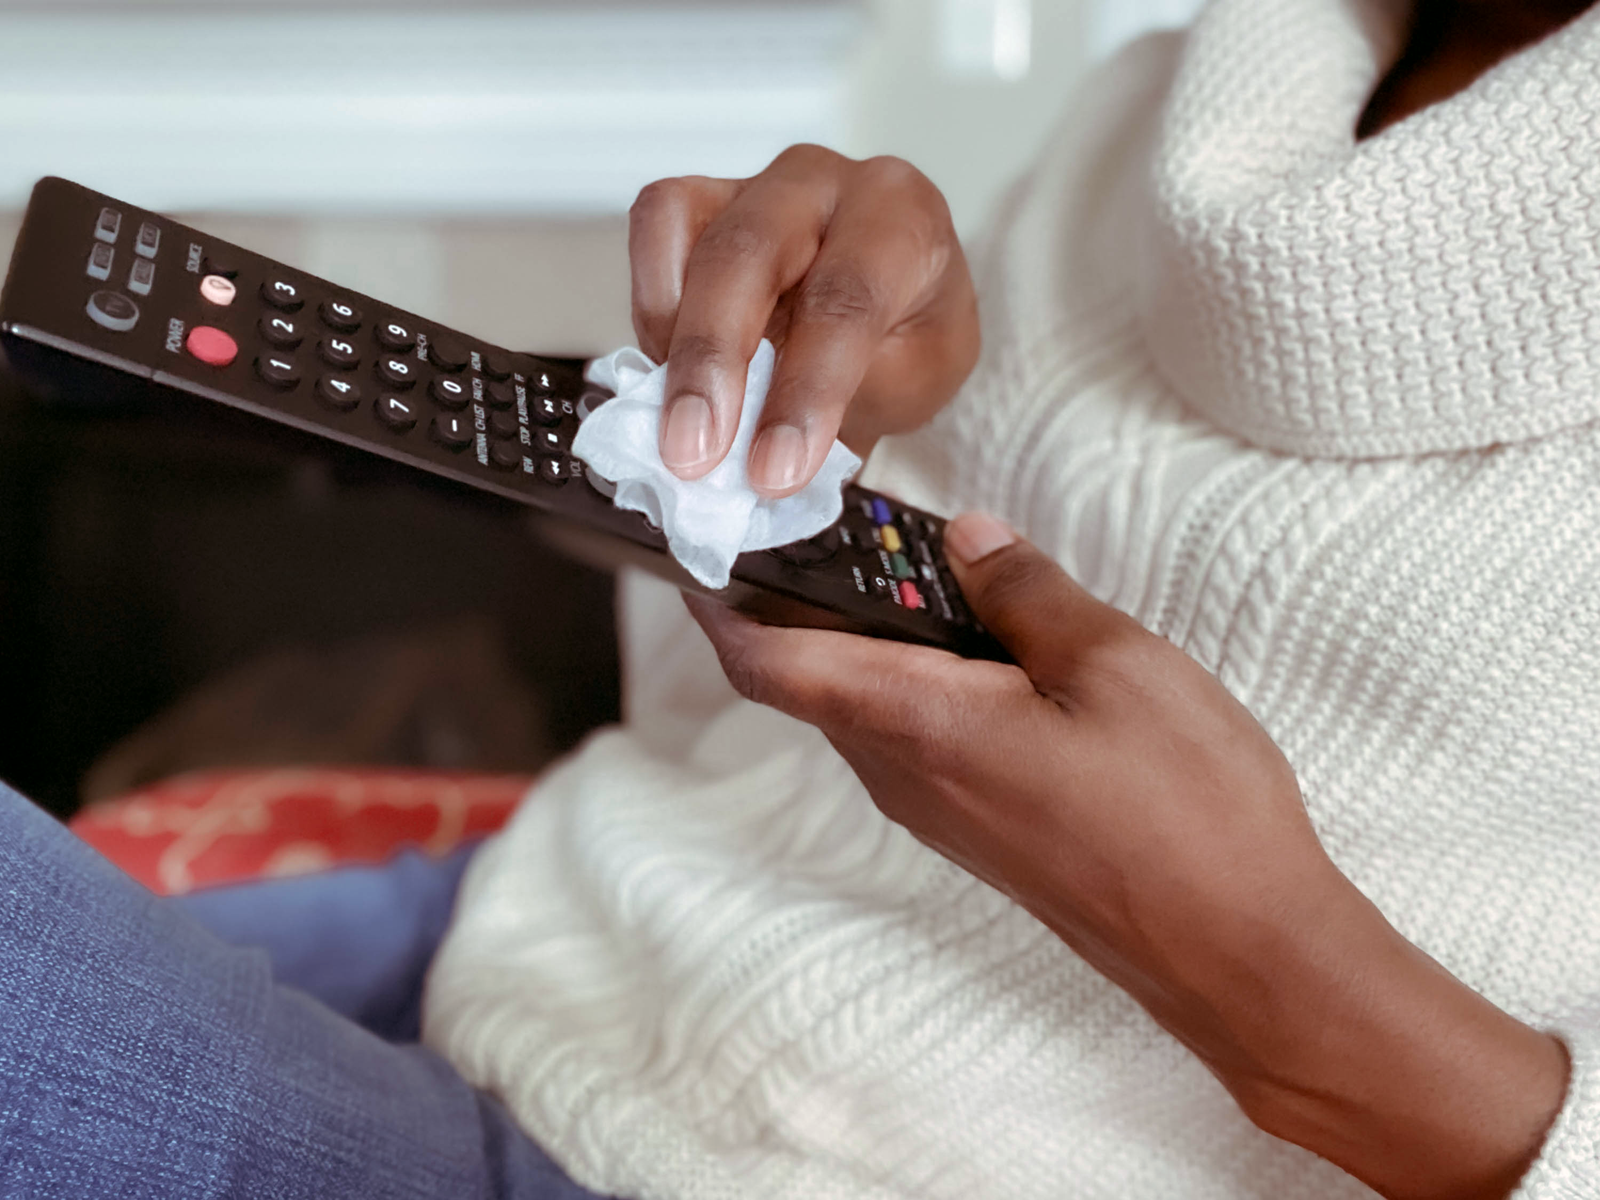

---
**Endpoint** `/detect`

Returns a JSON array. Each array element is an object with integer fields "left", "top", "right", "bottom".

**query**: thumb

[{"left": 944, "top": 513, "right": 1132, "bottom": 682}]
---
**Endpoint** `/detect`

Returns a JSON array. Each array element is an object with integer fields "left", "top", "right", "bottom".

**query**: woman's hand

[
  {"left": 687, "top": 514, "right": 1568, "bottom": 1200},
  {"left": 629, "top": 144, "right": 979, "bottom": 497}
]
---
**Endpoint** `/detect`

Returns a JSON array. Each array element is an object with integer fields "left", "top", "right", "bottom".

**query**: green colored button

[{"left": 891, "top": 552, "right": 914, "bottom": 580}]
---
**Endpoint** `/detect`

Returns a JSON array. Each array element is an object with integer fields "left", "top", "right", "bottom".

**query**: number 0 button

[
  {"left": 429, "top": 376, "right": 469, "bottom": 410},
  {"left": 261, "top": 278, "right": 304, "bottom": 311},
  {"left": 256, "top": 355, "right": 301, "bottom": 389},
  {"left": 316, "top": 374, "right": 361, "bottom": 412},
  {"left": 378, "top": 356, "right": 418, "bottom": 389}
]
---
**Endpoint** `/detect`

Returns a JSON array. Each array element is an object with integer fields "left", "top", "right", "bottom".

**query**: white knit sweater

[{"left": 424, "top": 1, "right": 1600, "bottom": 1196}]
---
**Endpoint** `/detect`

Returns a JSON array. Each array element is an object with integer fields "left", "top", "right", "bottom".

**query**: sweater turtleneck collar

[{"left": 1136, "top": 0, "right": 1600, "bottom": 459}]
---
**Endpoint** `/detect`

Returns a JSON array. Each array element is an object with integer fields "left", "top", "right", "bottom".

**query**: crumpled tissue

[{"left": 571, "top": 339, "right": 861, "bottom": 589}]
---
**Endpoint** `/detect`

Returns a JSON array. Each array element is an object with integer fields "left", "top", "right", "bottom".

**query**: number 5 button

[
  {"left": 320, "top": 336, "right": 361, "bottom": 369},
  {"left": 377, "top": 356, "right": 418, "bottom": 389}
]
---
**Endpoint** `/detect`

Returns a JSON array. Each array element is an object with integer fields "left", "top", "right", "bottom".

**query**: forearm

[{"left": 1206, "top": 872, "right": 1569, "bottom": 1200}]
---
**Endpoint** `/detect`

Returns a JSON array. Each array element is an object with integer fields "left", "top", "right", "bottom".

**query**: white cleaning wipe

[{"left": 572, "top": 340, "right": 862, "bottom": 589}]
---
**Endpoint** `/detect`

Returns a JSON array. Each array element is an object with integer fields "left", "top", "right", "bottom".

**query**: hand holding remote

[
  {"left": 688, "top": 512, "right": 1568, "bottom": 1200},
  {"left": 628, "top": 144, "right": 980, "bottom": 498}
]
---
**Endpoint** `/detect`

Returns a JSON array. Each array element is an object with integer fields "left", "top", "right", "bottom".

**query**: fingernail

[
  {"left": 661, "top": 393, "right": 713, "bottom": 470},
  {"left": 749, "top": 423, "right": 808, "bottom": 493},
  {"left": 945, "top": 512, "right": 1016, "bottom": 566}
]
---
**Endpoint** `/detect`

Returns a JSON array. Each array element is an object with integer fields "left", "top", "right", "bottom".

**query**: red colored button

[
  {"left": 898, "top": 581, "right": 923, "bottom": 610},
  {"left": 186, "top": 325, "right": 238, "bottom": 368}
]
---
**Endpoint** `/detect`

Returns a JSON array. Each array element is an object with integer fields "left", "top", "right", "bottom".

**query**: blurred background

[{"left": 0, "top": 0, "right": 1202, "bottom": 819}]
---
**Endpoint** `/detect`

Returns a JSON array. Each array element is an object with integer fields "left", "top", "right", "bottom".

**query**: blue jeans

[{"left": 0, "top": 782, "right": 609, "bottom": 1199}]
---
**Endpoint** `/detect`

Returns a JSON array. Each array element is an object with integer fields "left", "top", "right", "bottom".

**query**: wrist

[{"left": 1215, "top": 874, "right": 1568, "bottom": 1199}]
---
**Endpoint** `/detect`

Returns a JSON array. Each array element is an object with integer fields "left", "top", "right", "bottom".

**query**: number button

[
  {"left": 319, "top": 337, "right": 361, "bottom": 369},
  {"left": 258, "top": 314, "right": 303, "bottom": 348},
  {"left": 376, "top": 320, "right": 416, "bottom": 352},
  {"left": 261, "top": 278, "right": 305, "bottom": 312},
  {"left": 428, "top": 376, "right": 469, "bottom": 411},
  {"left": 316, "top": 374, "right": 362, "bottom": 412},
  {"left": 375, "top": 394, "right": 417, "bottom": 433},
  {"left": 430, "top": 412, "right": 472, "bottom": 450},
  {"left": 320, "top": 298, "right": 362, "bottom": 332},
  {"left": 255, "top": 354, "right": 301, "bottom": 389},
  {"left": 377, "top": 356, "right": 419, "bottom": 390}
]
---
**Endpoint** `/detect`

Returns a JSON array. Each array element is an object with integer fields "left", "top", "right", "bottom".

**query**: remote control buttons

[
  {"left": 261, "top": 278, "right": 305, "bottom": 311},
  {"left": 871, "top": 497, "right": 894, "bottom": 525},
  {"left": 429, "top": 376, "right": 469, "bottom": 411},
  {"left": 377, "top": 320, "right": 415, "bottom": 352},
  {"left": 256, "top": 354, "right": 301, "bottom": 389},
  {"left": 429, "top": 335, "right": 469, "bottom": 373},
  {"left": 135, "top": 222, "right": 161, "bottom": 259},
  {"left": 320, "top": 336, "right": 361, "bottom": 369},
  {"left": 377, "top": 356, "right": 419, "bottom": 390},
  {"left": 375, "top": 394, "right": 418, "bottom": 433},
  {"left": 490, "top": 410, "right": 520, "bottom": 438},
  {"left": 430, "top": 412, "right": 472, "bottom": 450},
  {"left": 898, "top": 581, "right": 924, "bottom": 610},
  {"left": 201, "top": 253, "right": 240, "bottom": 280},
  {"left": 87, "top": 242, "right": 113, "bottom": 281},
  {"left": 538, "top": 457, "right": 571, "bottom": 485},
  {"left": 485, "top": 381, "right": 515, "bottom": 410},
  {"left": 86, "top": 290, "right": 140, "bottom": 333},
  {"left": 316, "top": 374, "right": 361, "bottom": 412},
  {"left": 770, "top": 528, "right": 840, "bottom": 567},
  {"left": 128, "top": 258, "right": 156, "bottom": 297},
  {"left": 185, "top": 325, "right": 237, "bottom": 366},
  {"left": 531, "top": 393, "right": 561, "bottom": 426},
  {"left": 489, "top": 439, "right": 522, "bottom": 471},
  {"left": 320, "top": 299, "right": 362, "bottom": 332},
  {"left": 259, "top": 314, "right": 303, "bottom": 348},
  {"left": 200, "top": 275, "right": 235, "bottom": 305},
  {"left": 95, "top": 207, "right": 122, "bottom": 244},
  {"left": 481, "top": 351, "right": 513, "bottom": 381},
  {"left": 879, "top": 524, "right": 903, "bottom": 554},
  {"left": 531, "top": 426, "right": 562, "bottom": 453}
]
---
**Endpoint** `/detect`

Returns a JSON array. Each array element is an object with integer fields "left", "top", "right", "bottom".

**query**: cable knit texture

[{"left": 424, "top": 2, "right": 1600, "bottom": 1196}]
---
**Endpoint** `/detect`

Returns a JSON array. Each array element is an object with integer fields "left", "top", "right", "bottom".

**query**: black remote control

[{"left": 0, "top": 177, "right": 1005, "bottom": 661}]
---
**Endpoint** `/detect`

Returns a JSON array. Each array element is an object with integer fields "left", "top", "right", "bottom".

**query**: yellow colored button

[{"left": 880, "top": 524, "right": 903, "bottom": 553}]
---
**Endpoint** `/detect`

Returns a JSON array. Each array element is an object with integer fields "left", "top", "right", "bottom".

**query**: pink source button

[{"left": 186, "top": 325, "right": 238, "bottom": 368}]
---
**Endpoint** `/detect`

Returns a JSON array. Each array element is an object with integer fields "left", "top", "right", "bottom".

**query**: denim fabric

[
  {"left": 0, "top": 782, "right": 609, "bottom": 1199},
  {"left": 177, "top": 842, "right": 482, "bottom": 1043}
]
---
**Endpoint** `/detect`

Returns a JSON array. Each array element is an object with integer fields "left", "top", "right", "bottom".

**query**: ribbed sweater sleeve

[{"left": 1515, "top": 1024, "right": 1600, "bottom": 1199}]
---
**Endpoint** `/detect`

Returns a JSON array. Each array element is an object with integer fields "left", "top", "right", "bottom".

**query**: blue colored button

[{"left": 871, "top": 498, "right": 893, "bottom": 525}]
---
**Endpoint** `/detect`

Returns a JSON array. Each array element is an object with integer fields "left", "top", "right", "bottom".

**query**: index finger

[{"left": 658, "top": 147, "right": 846, "bottom": 479}]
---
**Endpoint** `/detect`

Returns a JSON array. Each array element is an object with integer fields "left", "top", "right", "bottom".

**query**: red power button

[{"left": 186, "top": 325, "right": 238, "bottom": 368}]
